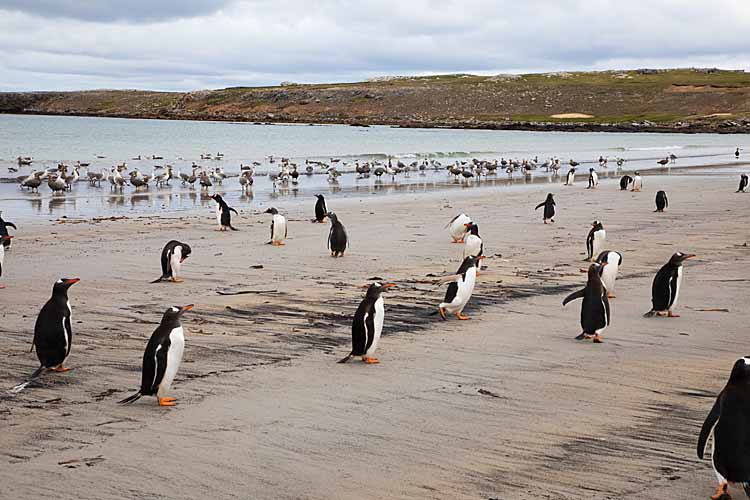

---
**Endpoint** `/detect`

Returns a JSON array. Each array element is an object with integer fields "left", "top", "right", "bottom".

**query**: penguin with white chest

[
  {"left": 563, "top": 262, "right": 610, "bottom": 343},
  {"left": 0, "top": 235, "right": 11, "bottom": 289},
  {"left": 151, "top": 240, "right": 192, "bottom": 283},
  {"left": 327, "top": 212, "right": 348, "bottom": 257},
  {"left": 698, "top": 357, "right": 750, "bottom": 500},
  {"left": 313, "top": 194, "right": 327, "bottom": 223},
  {"left": 462, "top": 223, "right": 483, "bottom": 272},
  {"left": 338, "top": 282, "right": 396, "bottom": 364},
  {"left": 565, "top": 168, "right": 576, "bottom": 186},
  {"left": 587, "top": 168, "right": 598, "bottom": 189},
  {"left": 586, "top": 220, "right": 606, "bottom": 261},
  {"left": 265, "top": 207, "right": 287, "bottom": 246},
  {"left": 119, "top": 305, "right": 193, "bottom": 407},
  {"left": 632, "top": 172, "right": 643, "bottom": 192},
  {"left": 436, "top": 255, "right": 484, "bottom": 320},
  {"left": 210, "top": 194, "right": 238, "bottom": 231},
  {"left": 644, "top": 251, "right": 695, "bottom": 317},
  {"left": 0, "top": 211, "right": 17, "bottom": 249},
  {"left": 446, "top": 213, "right": 472, "bottom": 243},
  {"left": 595, "top": 250, "right": 622, "bottom": 298}
]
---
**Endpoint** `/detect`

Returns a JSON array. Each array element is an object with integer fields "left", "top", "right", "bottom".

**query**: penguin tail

[
  {"left": 150, "top": 276, "right": 166, "bottom": 284},
  {"left": 9, "top": 365, "right": 45, "bottom": 393},
  {"left": 337, "top": 354, "right": 353, "bottom": 364},
  {"left": 117, "top": 391, "right": 142, "bottom": 405},
  {"left": 230, "top": 226, "right": 239, "bottom": 231},
  {"left": 643, "top": 310, "right": 657, "bottom": 318}
]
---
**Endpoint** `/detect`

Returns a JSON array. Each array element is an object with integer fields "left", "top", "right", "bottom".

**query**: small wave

[{"left": 624, "top": 145, "right": 684, "bottom": 152}]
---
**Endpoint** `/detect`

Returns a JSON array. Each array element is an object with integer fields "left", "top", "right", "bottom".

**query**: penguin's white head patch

[
  {"left": 743, "top": 357, "right": 750, "bottom": 365},
  {"left": 171, "top": 306, "right": 180, "bottom": 313}
]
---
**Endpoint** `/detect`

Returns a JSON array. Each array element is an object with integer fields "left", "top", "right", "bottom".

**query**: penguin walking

[
  {"left": 562, "top": 262, "right": 610, "bottom": 343},
  {"left": 210, "top": 194, "right": 238, "bottom": 231},
  {"left": 151, "top": 240, "right": 192, "bottom": 283},
  {"left": 632, "top": 171, "right": 643, "bottom": 192},
  {"left": 338, "top": 283, "right": 396, "bottom": 364},
  {"left": 435, "top": 255, "right": 483, "bottom": 320},
  {"left": 587, "top": 168, "right": 598, "bottom": 189},
  {"left": 535, "top": 193, "right": 556, "bottom": 223},
  {"left": 586, "top": 220, "right": 606, "bottom": 261},
  {"left": 327, "top": 212, "right": 348, "bottom": 257},
  {"left": 446, "top": 213, "right": 472, "bottom": 243},
  {"left": 655, "top": 190, "right": 668, "bottom": 212},
  {"left": 737, "top": 174, "right": 748, "bottom": 193},
  {"left": 0, "top": 235, "right": 11, "bottom": 289},
  {"left": 11, "top": 278, "right": 80, "bottom": 392},
  {"left": 595, "top": 250, "right": 622, "bottom": 298},
  {"left": 463, "top": 223, "right": 483, "bottom": 273},
  {"left": 313, "top": 194, "right": 328, "bottom": 223},
  {"left": 698, "top": 357, "right": 750, "bottom": 500},
  {"left": 644, "top": 252, "right": 695, "bottom": 317},
  {"left": 118, "top": 305, "right": 193, "bottom": 406},
  {"left": 0, "top": 211, "right": 17, "bottom": 249},
  {"left": 565, "top": 168, "right": 576, "bottom": 186},
  {"left": 265, "top": 207, "right": 287, "bottom": 246},
  {"left": 619, "top": 175, "right": 633, "bottom": 190}
]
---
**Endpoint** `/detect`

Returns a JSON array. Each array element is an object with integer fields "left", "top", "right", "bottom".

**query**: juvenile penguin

[
  {"left": 655, "top": 190, "right": 668, "bottom": 212},
  {"left": 535, "top": 193, "right": 556, "bottom": 223},
  {"left": 436, "top": 255, "right": 484, "bottom": 320},
  {"left": 265, "top": 207, "right": 287, "bottom": 246},
  {"left": 586, "top": 220, "right": 606, "bottom": 262},
  {"left": 595, "top": 250, "right": 623, "bottom": 298},
  {"left": 446, "top": 213, "right": 472, "bottom": 243},
  {"left": 619, "top": 175, "right": 633, "bottom": 190},
  {"left": 587, "top": 168, "right": 598, "bottom": 189},
  {"left": 644, "top": 252, "right": 695, "bottom": 317},
  {"left": 327, "top": 212, "right": 348, "bottom": 257},
  {"left": 0, "top": 211, "right": 17, "bottom": 249},
  {"left": 737, "top": 174, "right": 748, "bottom": 193},
  {"left": 698, "top": 357, "right": 750, "bottom": 500},
  {"left": 151, "top": 240, "right": 192, "bottom": 283},
  {"left": 338, "top": 282, "right": 396, "bottom": 364},
  {"left": 562, "top": 262, "right": 610, "bottom": 343},
  {"left": 11, "top": 278, "right": 80, "bottom": 392},
  {"left": 313, "top": 194, "right": 328, "bottom": 223},
  {"left": 632, "top": 172, "right": 643, "bottom": 192},
  {"left": 0, "top": 235, "right": 11, "bottom": 288},
  {"left": 565, "top": 168, "right": 576, "bottom": 186},
  {"left": 118, "top": 305, "right": 193, "bottom": 406},
  {"left": 210, "top": 194, "right": 238, "bottom": 231}
]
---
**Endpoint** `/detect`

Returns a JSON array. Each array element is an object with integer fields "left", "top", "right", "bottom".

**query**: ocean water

[{"left": 0, "top": 113, "right": 747, "bottom": 221}]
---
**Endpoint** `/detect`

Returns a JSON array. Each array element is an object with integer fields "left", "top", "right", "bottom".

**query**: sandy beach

[{"left": 1, "top": 172, "right": 748, "bottom": 499}]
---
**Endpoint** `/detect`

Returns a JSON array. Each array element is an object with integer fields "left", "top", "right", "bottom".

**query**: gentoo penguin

[
  {"left": 338, "top": 282, "right": 396, "bottom": 364},
  {"left": 698, "top": 357, "right": 750, "bottom": 500},
  {"left": 644, "top": 252, "right": 695, "bottom": 317},
  {"left": 737, "top": 174, "right": 748, "bottom": 193},
  {"left": 436, "top": 255, "right": 484, "bottom": 320},
  {"left": 632, "top": 171, "right": 643, "bottom": 192},
  {"left": 565, "top": 168, "right": 576, "bottom": 186},
  {"left": 446, "top": 213, "right": 472, "bottom": 243},
  {"left": 118, "top": 305, "right": 193, "bottom": 406},
  {"left": 11, "top": 278, "right": 81, "bottom": 392},
  {"left": 595, "top": 250, "right": 623, "bottom": 298},
  {"left": 210, "top": 194, "right": 238, "bottom": 231},
  {"left": 313, "top": 194, "right": 327, "bottom": 223},
  {"left": 535, "top": 193, "right": 555, "bottom": 223},
  {"left": 619, "top": 175, "right": 633, "bottom": 190},
  {"left": 265, "top": 207, "right": 287, "bottom": 246},
  {"left": 736, "top": 147, "right": 741, "bottom": 159},
  {"left": 151, "top": 240, "right": 192, "bottom": 283},
  {"left": 327, "top": 212, "right": 348, "bottom": 257},
  {"left": 562, "top": 262, "right": 610, "bottom": 343},
  {"left": 0, "top": 235, "right": 11, "bottom": 289},
  {"left": 586, "top": 220, "right": 606, "bottom": 262},
  {"left": 587, "top": 168, "right": 598, "bottom": 189},
  {"left": 463, "top": 223, "right": 483, "bottom": 272},
  {"left": 655, "top": 190, "right": 668, "bottom": 212},
  {"left": 0, "top": 211, "right": 17, "bottom": 249}
]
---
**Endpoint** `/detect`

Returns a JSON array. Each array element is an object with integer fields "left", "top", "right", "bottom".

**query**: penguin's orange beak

[
  {"left": 684, "top": 254, "right": 696, "bottom": 259},
  {"left": 63, "top": 278, "right": 80, "bottom": 285},
  {"left": 383, "top": 283, "right": 397, "bottom": 289},
  {"left": 180, "top": 304, "right": 194, "bottom": 312},
  {"left": 478, "top": 256, "right": 486, "bottom": 260},
  {"left": 464, "top": 223, "right": 472, "bottom": 228}
]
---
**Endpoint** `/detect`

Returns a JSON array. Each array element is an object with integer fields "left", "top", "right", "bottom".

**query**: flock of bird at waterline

[{"left": 4, "top": 148, "right": 750, "bottom": 500}]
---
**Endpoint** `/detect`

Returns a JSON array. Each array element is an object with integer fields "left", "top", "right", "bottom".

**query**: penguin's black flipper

[
  {"left": 534, "top": 202, "right": 544, "bottom": 210},
  {"left": 229, "top": 207, "right": 238, "bottom": 215},
  {"left": 118, "top": 391, "right": 143, "bottom": 405},
  {"left": 562, "top": 289, "right": 585, "bottom": 306},
  {"left": 697, "top": 398, "right": 721, "bottom": 459},
  {"left": 4, "top": 222, "right": 16, "bottom": 230},
  {"left": 337, "top": 354, "right": 353, "bottom": 364}
]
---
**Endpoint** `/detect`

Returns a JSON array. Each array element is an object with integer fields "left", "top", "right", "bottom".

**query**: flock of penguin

[{"left": 3, "top": 154, "right": 750, "bottom": 499}]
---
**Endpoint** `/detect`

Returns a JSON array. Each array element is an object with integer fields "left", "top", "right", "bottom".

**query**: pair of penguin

[
  {"left": 211, "top": 194, "right": 239, "bottom": 231},
  {"left": 586, "top": 221, "right": 606, "bottom": 261},
  {"left": 152, "top": 240, "right": 192, "bottom": 283},
  {"left": 535, "top": 193, "right": 555, "bottom": 223},
  {"left": 265, "top": 207, "right": 287, "bottom": 245},
  {"left": 312, "top": 195, "right": 348, "bottom": 256}
]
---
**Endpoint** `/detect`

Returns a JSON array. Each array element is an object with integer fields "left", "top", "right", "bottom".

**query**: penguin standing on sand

[
  {"left": 563, "top": 262, "right": 610, "bottom": 343},
  {"left": 338, "top": 282, "right": 396, "bottom": 364},
  {"left": 151, "top": 240, "right": 192, "bottom": 283},
  {"left": 587, "top": 168, "right": 598, "bottom": 189},
  {"left": 655, "top": 190, "right": 668, "bottom": 212},
  {"left": 313, "top": 194, "right": 328, "bottom": 223},
  {"left": 586, "top": 220, "right": 606, "bottom": 261},
  {"left": 619, "top": 175, "right": 633, "bottom": 190},
  {"left": 0, "top": 211, "right": 17, "bottom": 249},
  {"left": 737, "top": 174, "right": 748, "bottom": 193},
  {"left": 210, "top": 194, "right": 238, "bottom": 231},
  {"left": 118, "top": 305, "right": 193, "bottom": 407},
  {"left": 265, "top": 207, "right": 287, "bottom": 246},
  {"left": 0, "top": 235, "right": 11, "bottom": 289},
  {"left": 698, "top": 357, "right": 750, "bottom": 500},
  {"left": 11, "top": 278, "right": 80, "bottom": 392},
  {"left": 535, "top": 193, "right": 556, "bottom": 223},
  {"left": 644, "top": 252, "right": 695, "bottom": 317},
  {"left": 596, "top": 250, "right": 622, "bottom": 298},
  {"left": 565, "top": 168, "right": 576, "bottom": 186},
  {"left": 446, "top": 213, "right": 472, "bottom": 243},
  {"left": 327, "top": 212, "right": 348, "bottom": 257},
  {"left": 435, "top": 255, "right": 483, "bottom": 320},
  {"left": 632, "top": 171, "right": 643, "bottom": 191}
]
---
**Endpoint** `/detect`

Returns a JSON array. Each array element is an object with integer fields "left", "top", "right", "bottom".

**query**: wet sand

[{"left": 1, "top": 173, "right": 748, "bottom": 499}]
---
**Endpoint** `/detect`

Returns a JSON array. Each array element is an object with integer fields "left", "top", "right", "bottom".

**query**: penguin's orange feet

[
  {"left": 170, "top": 277, "right": 184, "bottom": 283},
  {"left": 711, "top": 482, "right": 730, "bottom": 500},
  {"left": 656, "top": 311, "right": 668, "bottom": 317},
  {"left": 592, "top": 335, "right": 604, "bottom": 344},
  {"left": 50, "top": 365, "right": 72, "bottom": 372},
  {"left": 158, "top": 398, "right": 177, "bottom": 406},
  {"left": 362, "top": 357, "right": 379, "bottom": 364},
  {"left": 607, "top": 293, "right": 616, "bottom": 298},
  {"left": 668, "top": 311, "right": 681, "bottom": 318},
  {"left": 438, "top": 307, "right": 447, "bottom": 320},
  {"left": 0, "top": 284, "right": 5, "bottom": 289},
  {"left": 160, "top": 397, "right": 176, "bottom": 402},
  {"left": 456, "top": 312, "right": 471, "bottom": 320}
]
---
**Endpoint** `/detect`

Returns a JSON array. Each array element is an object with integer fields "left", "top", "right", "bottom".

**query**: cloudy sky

[{"left": 0, "top": 0, "right": 748, "bottom": 91}]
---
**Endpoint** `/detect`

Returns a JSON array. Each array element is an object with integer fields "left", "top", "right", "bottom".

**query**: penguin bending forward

[
  {"left": 737, "top": 174, "right": 748, "bottom": 193},
  {"left": 265, "top": 207, "right": 287, "bottom": 245},
  {"left": 655, "top": 190, "right": 668, "bottom": 212},
  {"left": 211, "top": 194, "right": 239, "bottom": 231},
  {"left": 535, "top": 193, "right": 556, "bottom": 223},
  {"left": 327, "top": 212, "right": 348, "bottom": 257},
  {"left": 698, "top": 357, "right": 750, "bottom": 500},
  {"left": 644, "top": 252, "right": 695, "bottom": 317},
  {"left": 563, "top": 263, "right": 610, "bottom": 343},
  {"left": 151, "top": 240, "right": 192, "bottom": 283},
  {"left": 586, "top": 220, "right": 606, "bottom": 261},
  {"left": 463, "top": 223, "right": 483, "bottom": 271},
  {"left": 313, "top": 194, "right": 328, "bottom": 223},
  {"left": 119, "top": 305, "right": 193, "bottom": 406},
  {"left": 436, "top": 255, "right": 483, "bottom": 320},
  {"left": 596, "top": 250, "right": 622, "bottom": 298},
  {"left": 338, "top": 282, "right": 396, "bottom": 364},
  {"left": 619, "top": 175, "right": 633, "bottom": 190},
  {"left": 446, "top": 213, "right": 472, "bottom": 243}
]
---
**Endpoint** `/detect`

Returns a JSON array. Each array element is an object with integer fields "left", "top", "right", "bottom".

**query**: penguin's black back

[
  {"left": 713, "top": 385, "right": 750, "bottom": 482},
  {"left": 619, "top": 175, "right": 632, "bottom": 190},
  {"left": 651, "top": 262, "right": 679, "bottom": 310},
  {"left": 579, "top": 279, "right": 608, "bottom": 334},
  {"left": 160, "top": 240, "right": 190, "bottom": 277},
  {"left": 33, "top": 293, "right": 72, "bottom": 368},
  {"left": 443, "top": 257, "right": 475, "bottom": 303},
  {"left": 314, "top": 196, "right": 327, "bottom": 222},
  {"left": 139, "top": 320, "right": 179, "bottom": 395},
  {"left": 655, "top": 191, "right": 668, "bottom": 211},
  {"left": 351, "top": 297, "right": 377, "bottom": 356},
  {"left": 329, "top": 221, "right": 347, "bottom": 253}
]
